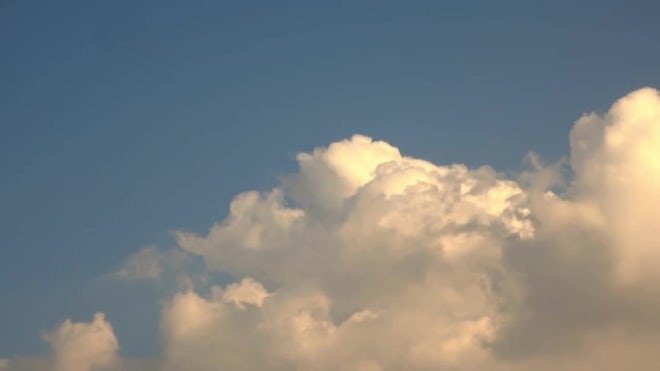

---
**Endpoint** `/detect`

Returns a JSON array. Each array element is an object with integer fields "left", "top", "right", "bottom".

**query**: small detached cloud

[
  {"left": 114, "top": 245, "right": 191, "bottom": 283},
  {"left": 5, "top": 88, "right": 660, "bottom": 370},
  {"left": 114, "top": 246, "right": 165, "bottom": 282}
]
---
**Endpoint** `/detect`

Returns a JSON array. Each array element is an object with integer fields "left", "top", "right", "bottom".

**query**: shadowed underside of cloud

[{"left": 5, "top": 88, "right": 660, "bottom": 370}]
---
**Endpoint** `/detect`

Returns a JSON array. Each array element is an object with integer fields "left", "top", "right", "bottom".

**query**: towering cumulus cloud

[
  {"left": 168, "top": 133, "right": 531, "bottom": 371},
  {"left": 7, "top": 88, "right": 660, "bottom": 370}
]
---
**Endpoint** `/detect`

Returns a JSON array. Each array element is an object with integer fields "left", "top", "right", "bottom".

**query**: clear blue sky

[{"left": 2, "top": 0, "right": 659, "bottom": 358}]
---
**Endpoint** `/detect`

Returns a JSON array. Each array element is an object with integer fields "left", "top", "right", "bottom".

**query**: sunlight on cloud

[
  {"left": 43, "top": 313, "right": 119, "bottom": 371},
  {"left": 7, "top": 87, "right": 660, "bottom": 370},
  {"left": 570, "top": 88, "right": 660, "bottom": 285}
]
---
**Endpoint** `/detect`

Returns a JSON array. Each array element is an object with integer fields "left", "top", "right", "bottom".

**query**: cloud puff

[
  {"left": 495, "top": 87, "right": 660, "bottom": 361},
  {"left": 168, "top": 134, "right": 531, "bottom": 370},
  {"left": 570, "top": 88, "right": 660, "bottom": 285},
  {"left": 43, "top": 313, "right": 119, "bottom": 371},
  {"left": 114, "top": 246, "right": 165, "bottom": 282},
  {"left": 6, "top": 88, "right": 660, "bottom": 370},
  {"left": 113, "top": 245, "right": 190, "bottom": 283}
]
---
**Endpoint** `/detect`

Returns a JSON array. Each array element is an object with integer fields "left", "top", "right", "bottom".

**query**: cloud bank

[{"left": 5, "top": 88, "right": 660, "bottom": 370}]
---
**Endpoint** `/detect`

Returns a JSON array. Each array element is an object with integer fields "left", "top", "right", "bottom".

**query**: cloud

[
  {"left": 569, "top": 88, "right": 660, "bottom": 285},
  {"left": 3, "top": 314, "right": 154, "bottom": 371},
  {"left": 5, "top": 88, "right": 660, "bottom": 370},
  {"left": 114, "top": 246, "right": 165, "bottom": 282},
  {"left": 168, "top": 134, "right": 531, "bottom": 370},
  {"left": 113, "top": 245, "right": 190, "bottom": 283},
  {"left": 43, "top": 313, "right": 119, "bottom": 371},
  {"left": 493, "top": 87, "right": 660, "bottom": 361}
]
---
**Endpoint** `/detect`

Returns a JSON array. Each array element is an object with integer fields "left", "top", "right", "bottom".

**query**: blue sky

[{"left": 2, "top": 0, "right": 660, "bottom": 360}]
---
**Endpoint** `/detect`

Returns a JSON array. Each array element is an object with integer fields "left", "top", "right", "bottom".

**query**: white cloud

[
  {"left": 166, "top": 133, "right": 533, "bottom": 370},
  {"left": 43, "top": 313, "right": 119, "bottom": 371},
  {"left": 7, "top": 88, "right": 660, "bottom": 370},
  {"left": 492, "top": 87, "right": 660, "bottom": 362},
  {"left": 221, "top": 277, "right": 271, "bottom": 309},
  {"left": 570, "top": 87, "right": 660, "bottom": 285}
]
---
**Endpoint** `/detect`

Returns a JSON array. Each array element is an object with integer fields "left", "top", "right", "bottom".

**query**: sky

[{"left": 2, "top": 1, "right": 660, "bottom": 370}]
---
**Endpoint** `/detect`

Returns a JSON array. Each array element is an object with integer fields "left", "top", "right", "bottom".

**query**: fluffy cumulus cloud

[
  {"left": 5, "top": 314, "right": 119, "bottom": 371},
  {"left": 5, "top": 88, "right": 660, "bottom": 370},
  {"left": 43, "top": 313, "right": 119, "bottom": 371}
]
